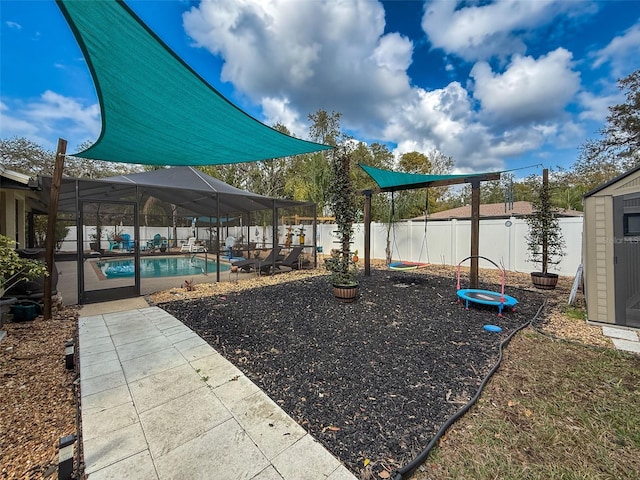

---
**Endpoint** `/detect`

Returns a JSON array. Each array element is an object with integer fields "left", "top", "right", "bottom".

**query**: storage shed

[{"left": 583, "top": 165, "right": 640, "bottom": 327}]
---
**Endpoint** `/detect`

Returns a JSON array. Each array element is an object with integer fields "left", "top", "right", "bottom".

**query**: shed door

[{"left": 614, "top": 193, "right": 640, "bottom": 327}]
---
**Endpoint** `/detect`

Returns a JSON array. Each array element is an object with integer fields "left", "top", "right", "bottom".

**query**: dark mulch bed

[{"left": 159, "top": 270, "right": 545, "bottom": 478}]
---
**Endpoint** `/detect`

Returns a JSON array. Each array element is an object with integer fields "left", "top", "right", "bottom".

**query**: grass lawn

[{"left": 413, "top": 329, "right": 640, "bottom": 480}]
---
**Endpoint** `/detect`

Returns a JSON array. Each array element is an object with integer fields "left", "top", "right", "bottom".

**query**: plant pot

[
  {"left": 10, "top": 302, "right": 39, "bottom": 322},
  {"left": 333, "top": 284, "right": 359, "bottom": 303},
  {"left": 531, "top": 272, "right": 559, "bottom": 290},
  {"left": 0, "top": 297, "right": 17, "bottom": 328}
]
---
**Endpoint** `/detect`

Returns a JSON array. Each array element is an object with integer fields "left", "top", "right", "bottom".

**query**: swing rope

[{"left": 388, "top": 189, "right": 430, "bottom": 270}]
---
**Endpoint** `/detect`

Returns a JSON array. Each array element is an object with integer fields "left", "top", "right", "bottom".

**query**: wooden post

[
  {"left": 470, "top": 179, "right": 480, "bottom": 289},
  {"left": 363, "top": 190, "right": 372, "bottom": 276},
  {"left": 43, "top": 138, "right": 67, "bottom": 320},
  {"left": 542, "top": 168, "right": 549, "bottom": 274}
]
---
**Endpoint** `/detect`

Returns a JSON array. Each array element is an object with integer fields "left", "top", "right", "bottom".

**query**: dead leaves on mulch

[{"left": 1, "top": 308, "right": 79, "bottom": 480}]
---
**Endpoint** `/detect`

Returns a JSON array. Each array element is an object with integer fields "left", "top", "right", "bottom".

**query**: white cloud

[
  {"left": 260, "top": 96, "right": 307, "bottom": 138},
  {"left": 177, "top": 0, "right": 604, "bottom": 172},
  {"left": 421, "top": 0, "right": 574, "bottom": 62},
  {"left": 577, "top": 90, "right": 621, "bottom": 123},
  {"left": 0, "top": 92, "right": 100, "bottom": 150},
  {"left": 5, "top": 21, "right": 22, "bottom": 30},
  {"left": 470, "top": 48, "right": 580, "bottom": 125},
  {"left": 591, "top": 21, "right": 640, "bottom": 78},
  {"left": 183, "top": 0, "right": 411, "bottom": 133}
]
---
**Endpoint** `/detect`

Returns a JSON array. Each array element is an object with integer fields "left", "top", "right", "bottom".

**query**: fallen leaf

[
  {"left": 379, "top": 471, "right": 390, "bottom": 479},
  {"left": 364, "top": 458, "right": 370, "bottom": 467}
]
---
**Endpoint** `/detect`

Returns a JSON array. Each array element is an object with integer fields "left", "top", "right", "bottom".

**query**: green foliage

[
  {"left": 0, "top": 235, "right": 48, "bottom": 296},
  {"left": 573, "top": 69, "right": 640, "bottom": 190},
  {"left": 525, "top": 170, "right": 566, "bottom": 274},
  {"left": 33, "top": 216, "right": 71, "bottom": 250},
  {"left": 1, "top": 136, "right": 142, "bottom": 178},
  {"left": 326, "top": 148, "right": 359, "bottom": 286}
]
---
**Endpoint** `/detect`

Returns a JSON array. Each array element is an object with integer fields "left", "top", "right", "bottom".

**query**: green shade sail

[
  {"left": 359, "top": 164, "right": 501, "bottom": 192},
  {"left": 56, "top": 0, "right": 331, "bottom": 165}
]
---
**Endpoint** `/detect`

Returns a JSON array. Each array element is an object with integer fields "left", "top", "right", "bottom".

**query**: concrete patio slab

[
  {"left": 611, "top": 337, "right": 640, "bottom": 354},
  {"left": 85, "top": 450, "right": 158, "bottom": 480},
  {"left": 602, "top": 326, "right": 639, "bottom": 341},
  {"left": 78, "top": 304, "right": 357, "bottom": 480},
  {"left": 139, "top": 386, "right": 231, "bottom": 457}
]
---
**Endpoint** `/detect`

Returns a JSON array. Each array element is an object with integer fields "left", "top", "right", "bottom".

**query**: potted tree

[
  {"left": 525, "top": 169, "right": 565, "bottom": 290},
  {"left": 326, "top": 148, "right": 360, "bottom": 302},
  {"left": 1, "top": 235, "right": 49, "bottom": 326}
]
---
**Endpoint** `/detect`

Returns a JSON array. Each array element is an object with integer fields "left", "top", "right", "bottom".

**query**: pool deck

[
  {"left": 56, "top": 252, "right": 251, "bottom": 306},
  {"left": 78, "top": 298, "right": 356, "bottom": 480}
]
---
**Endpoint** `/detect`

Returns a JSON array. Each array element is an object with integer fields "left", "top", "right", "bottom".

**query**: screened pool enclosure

[{"left": 33, "top": 167, "right": 318, "bottom": 304}]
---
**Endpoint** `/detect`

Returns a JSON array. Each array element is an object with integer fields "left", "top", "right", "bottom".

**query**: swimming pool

[{"left": 101, "top": 256, "right": 230, "bottom": 278}]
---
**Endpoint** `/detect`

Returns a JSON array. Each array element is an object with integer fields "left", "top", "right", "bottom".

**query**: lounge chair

[
  {"left": 232, "top": 246, "right": 281, "bottom": 274},
  {"left": 180, "top": 237, "right": 196, "bottom": 252},
  {"left": 273, "top": 246, "right": 307, "bottom": 272}
]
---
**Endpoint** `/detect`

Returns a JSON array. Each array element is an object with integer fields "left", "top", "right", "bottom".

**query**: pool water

[{"left": 101, "top": 256, "right": 230, "bottom": 278}]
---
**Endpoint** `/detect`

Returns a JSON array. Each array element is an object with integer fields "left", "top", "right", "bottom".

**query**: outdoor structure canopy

[
  {"left": 56, "top": 0, "right": 331, "bottom": 165},
  {"left": 359, "top": 164, "right": 501, "bottom": 288},
  {"left": 31, "top": 167, "right": 317, "bottom": 304},
  {"left": 359, "top": 164, "right": 500, "bottom": 191},
  {"left": 33, "top": 167, "right": 311, "bottom": 216}
]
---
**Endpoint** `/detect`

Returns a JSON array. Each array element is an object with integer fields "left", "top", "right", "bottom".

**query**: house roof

[
  {"left": 411, "top": 201, "right": 583, "bottom": 221},
  {"left": 0, "top": 164, "right": 33, "bottom": 188}
]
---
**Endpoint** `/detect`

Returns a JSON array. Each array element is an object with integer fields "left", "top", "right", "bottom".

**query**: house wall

[{"left": 0, "top": 189, "right": 27, "bottom": 248}]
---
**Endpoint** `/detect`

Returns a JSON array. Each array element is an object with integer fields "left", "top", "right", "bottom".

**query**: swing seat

[{"left": 389, "top": 261, "right": 429, "bottom": 271}]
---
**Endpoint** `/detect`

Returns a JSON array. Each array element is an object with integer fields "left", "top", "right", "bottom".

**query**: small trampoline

[
  {"left": 456, "top": 256, "right": 518, "bottom": 316},
  {"left": 389, "top": 261, "right": 429, "bottom": 271}
]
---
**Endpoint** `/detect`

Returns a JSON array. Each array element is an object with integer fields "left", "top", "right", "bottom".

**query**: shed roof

[{"left": 583, "top": 164, "right": 640, "bottom": 198}]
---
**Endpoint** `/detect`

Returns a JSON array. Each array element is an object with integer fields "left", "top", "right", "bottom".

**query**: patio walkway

[{"left": 78, "top": 298, "right": 356, "bottom": 480}]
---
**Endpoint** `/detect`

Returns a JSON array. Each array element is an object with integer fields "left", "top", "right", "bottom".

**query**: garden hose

[{"left": 392, "top": 299, "right": 547, "bottom": 480}]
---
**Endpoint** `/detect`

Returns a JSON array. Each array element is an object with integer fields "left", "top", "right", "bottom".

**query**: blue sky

[{"left": 1, "top": 0, "right": 639, "bottom": 174}]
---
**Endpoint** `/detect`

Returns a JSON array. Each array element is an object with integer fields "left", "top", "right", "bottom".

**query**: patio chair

[
  {"left": 232, "top": 246, "right": 281, "bottom": 273},
  {"left": 120, "top": 233, "right": 132, "bottom": 251},
  {"left": 148, "top": 233, "right": 168, "bottom": 252},
  {"left": 180, "top": 237, "right": 196, "bottom": 252},
  {"left": 107, "top": 234, "right": 120, "bottom": 251},
  {"left": 274, "top": 246, "right": 307, "bottom": 272}
]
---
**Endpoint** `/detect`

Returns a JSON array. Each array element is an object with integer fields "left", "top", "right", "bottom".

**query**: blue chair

[
  {"left": 120, "top": 233, "right": 132, "bottom": 251},
  {"left": 107, "top": 234, "right": 120, "bottom": 251}
]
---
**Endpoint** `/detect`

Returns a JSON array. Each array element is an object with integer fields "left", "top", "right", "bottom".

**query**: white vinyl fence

[
  {"left": 58, "top": 217, "right": 583, "bottom": 276},
  {"left": 315, "top": 217, "right": 583, "bottom": 276}
]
